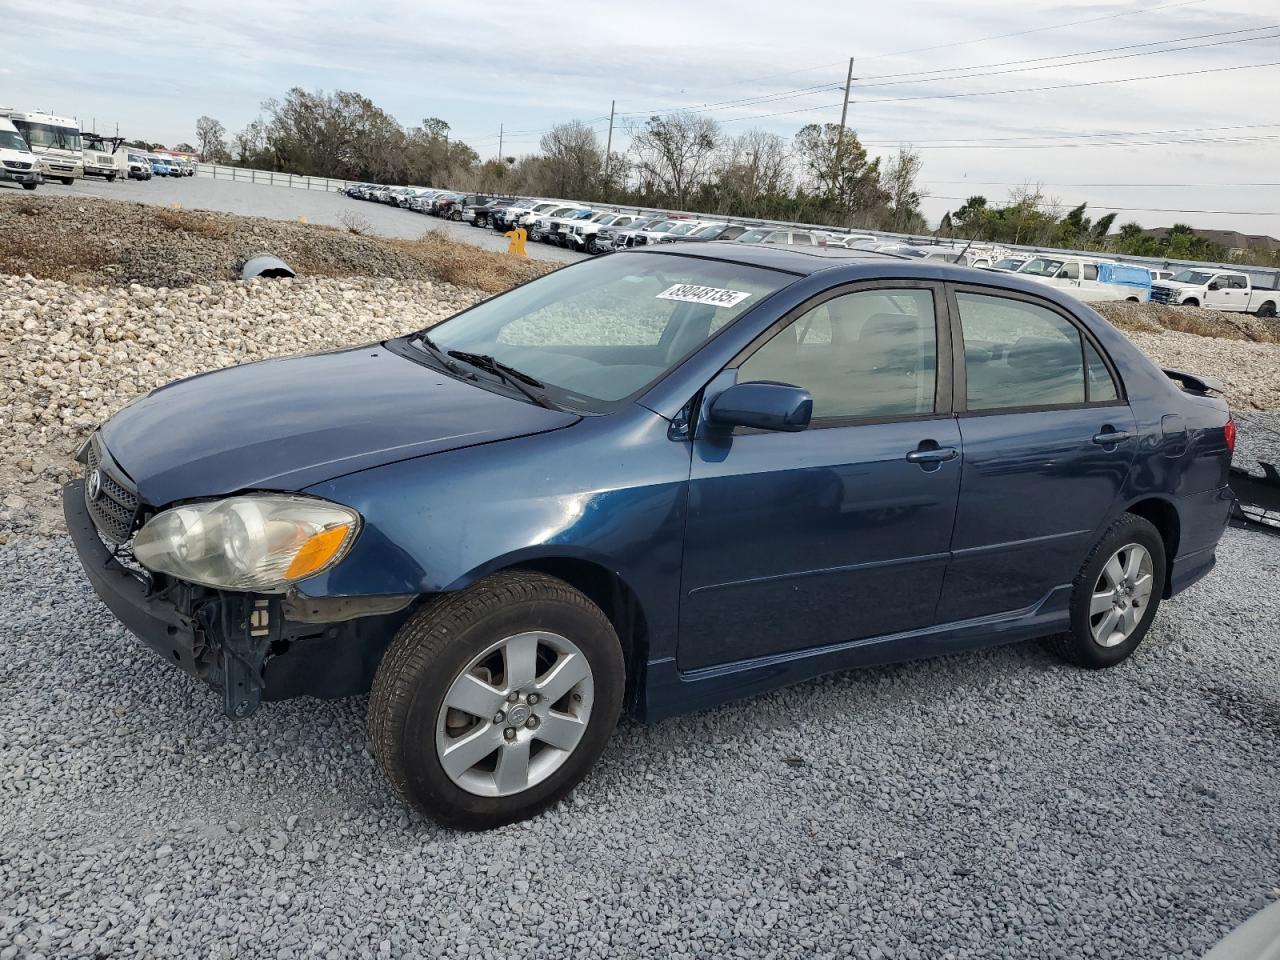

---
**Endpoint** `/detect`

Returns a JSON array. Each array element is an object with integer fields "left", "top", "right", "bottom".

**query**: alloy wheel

[
  {"left": 435, "top": 631, "right": 595, "bottom": 797},
  {"left": 1089, "top": 543, "right": 1154, "bottom": 647}
]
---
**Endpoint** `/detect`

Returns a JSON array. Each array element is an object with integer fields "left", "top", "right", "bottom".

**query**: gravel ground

[
  {"left": 26, "top": 176, "right": 586, "bottom": 264},
  {"left": 0, "top": 527, "right": 1277, "bottom": 959},
  {"left": 1124, "top": 329, "right": 1280, "bottom": 412},
  {"left": 0, "top": 275, "right": 486, "bottom": 538}
]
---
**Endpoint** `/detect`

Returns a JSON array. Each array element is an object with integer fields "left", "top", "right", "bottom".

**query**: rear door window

[{"left": 956, "top": 292, "right": 1088, "bottom": 410}]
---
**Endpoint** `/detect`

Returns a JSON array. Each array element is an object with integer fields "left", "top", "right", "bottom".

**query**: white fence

[{"left": 195, "top": 163, "right": 354, "bottom": 193}]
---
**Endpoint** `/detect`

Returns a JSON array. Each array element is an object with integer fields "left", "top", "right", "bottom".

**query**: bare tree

[
  {"left": 195, "top": 116, "right": 227, "bottom": 162},
  {"left": 880, "top": 146, "right": 925, "bottom": 233},
  {"left": 231, "top": 120, "right": 267, "bottom": 165},
  {"left": 628, "top": 113, "right": 721, "bottom": 208},
  {"left": 714, "top": 129, "right": 791, "bottom": 215},
  {"left": 538, "top": 121, "right": 604, "bottom": 198}
]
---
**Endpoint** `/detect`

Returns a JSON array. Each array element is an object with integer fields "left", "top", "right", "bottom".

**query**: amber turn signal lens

[{"left": 285, "top": 524, "right": 354, "bottom": 580}]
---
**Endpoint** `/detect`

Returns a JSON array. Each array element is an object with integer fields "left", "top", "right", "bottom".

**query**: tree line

[
  {"left": 938, "top": 188, "right": 1279, "bottom": 267},
  {"left": 191, "top": 88, "right": 1277, "bottom": 267},
  {"left": 193, "top": 88, "right": 927, "bottom": 232}
]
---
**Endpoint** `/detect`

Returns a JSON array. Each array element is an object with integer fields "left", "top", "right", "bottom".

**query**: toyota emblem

[{"left": 87, "top": 468, "right": 103, "bottom": 501}]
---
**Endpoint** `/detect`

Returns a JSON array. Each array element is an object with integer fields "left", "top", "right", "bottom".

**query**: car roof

[{"left": 626, "top": 242, "right": 1113, "bottom": 300}]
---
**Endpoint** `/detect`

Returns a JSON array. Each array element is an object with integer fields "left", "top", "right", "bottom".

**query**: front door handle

[
  {"left": 906, "top": 446, "right": 959, "bottom": 464},
  {"left": 1092, "top": 429, "right": 1133, "bottom": 445}
]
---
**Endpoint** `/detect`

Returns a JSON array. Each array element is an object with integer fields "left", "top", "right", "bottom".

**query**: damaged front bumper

[{"left": 63, "top": 479, "right": 414, "bottom": 719}]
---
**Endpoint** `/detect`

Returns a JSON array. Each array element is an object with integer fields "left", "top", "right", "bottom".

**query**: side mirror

[
  {"left": 1207, "top": 281, "right": 1220, "bottom": 291},
  {"left": 708, "top": 382, "right": 813, "bottom": 433}
]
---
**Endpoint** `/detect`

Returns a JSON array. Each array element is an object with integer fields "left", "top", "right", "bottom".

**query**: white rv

[
  {"left": 1, "top": 109, "right": 83, "bottom": 184},
  {"left": 0, "top": 117, "right": 41, "bottom": 190}
]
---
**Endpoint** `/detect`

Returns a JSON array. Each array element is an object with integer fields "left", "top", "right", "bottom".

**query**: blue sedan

[{"left": 64, "top": 244, "right": 1235, "bottom": 828}]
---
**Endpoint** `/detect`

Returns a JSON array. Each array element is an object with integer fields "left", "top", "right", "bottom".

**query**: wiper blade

[
  {"left": 411, "top": 333, "right": 466, "bottom": 375},
  {"left": 447, "top": 350, "right": 557, "bottom": 409}
]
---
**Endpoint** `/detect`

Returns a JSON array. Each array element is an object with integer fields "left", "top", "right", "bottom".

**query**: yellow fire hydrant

[{"left": 504, "top": 227, "right": 528, "bottom": 258}]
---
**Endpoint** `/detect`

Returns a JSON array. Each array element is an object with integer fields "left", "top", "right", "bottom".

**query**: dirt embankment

[{"left": 0, "top": 194, "right": 556, "bottom": 293}]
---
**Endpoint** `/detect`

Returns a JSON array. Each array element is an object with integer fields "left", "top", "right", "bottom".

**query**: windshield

[
  {"left": 0, "top": 130, "right": 28, "bottom": 152},
  {"left": 1171, "top": 270, "right": 1212, "bottom": 284},
  {"left": 693, "top": 225, "right": 726, "bottom": 239},
  {"left": 419, "top": 253, "right": 791, "bottom": 409},
  {"left": 667, "top": 223, "right": 701, "bottom": 237},
  {"left": 737, "top": 229, "right": 772, "bottom": 243},
  {"left": 993, "top": 258, "right": 1025, "bottom": 270},
  {"left": 12, "top": 120, "right": 81, "bottom": 152},
  {"left": 649, "top": 221, "right": 678, "bottom": 233},
  {"left": 1018, "top": 258, "right": 1065, "bottom": 277}
]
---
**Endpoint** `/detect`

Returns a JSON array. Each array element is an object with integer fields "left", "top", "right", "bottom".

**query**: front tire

[
  {"left": 60, "top": 177, "right": 74, "bottom": 185},
  {"left": 21, "top": 182, "right": 36, "bottom": 191},
  {"left": 1049, "top": 513, "right": 1166, "bottom": 668},
  {"left": 369, "top": 570, "right": 625, "bottom": 830}
]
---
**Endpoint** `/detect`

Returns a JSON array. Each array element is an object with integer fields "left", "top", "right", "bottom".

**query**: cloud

[{"left": 5, "top": 0, "right": 1279, "bottom": 231}]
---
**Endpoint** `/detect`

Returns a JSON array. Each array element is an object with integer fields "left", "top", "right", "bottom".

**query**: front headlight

[{"left": 132, "top": 495, "right": 360, "bottom": 592}]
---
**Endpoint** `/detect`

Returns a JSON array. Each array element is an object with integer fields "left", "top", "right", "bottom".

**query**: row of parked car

[
  {"left": 121, "top": 152, "right": 195, "bottom": 181},
  {"left": 340, "top": 184, "right": 1280, "bottom": 310},
  {"left": 341, "top": 184, "right": 894, "bottom": 254}
]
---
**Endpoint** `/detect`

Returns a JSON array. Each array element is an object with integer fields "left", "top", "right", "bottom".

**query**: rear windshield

[{"left": 418, "top": 253, "right": 793, "bottom": 410}]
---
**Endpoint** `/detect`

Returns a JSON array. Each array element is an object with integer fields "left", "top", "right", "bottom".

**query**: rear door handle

[
  {"left": 1092, "top": 430, "right": 1133, "bottom": 445},
  {"left": 906, "top": 446, "right": 959, "bottom": 464}
]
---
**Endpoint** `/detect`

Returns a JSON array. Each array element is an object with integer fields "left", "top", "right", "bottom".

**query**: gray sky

[{"left": 5, "top": 0, "right": 1279, "bottom": 233}]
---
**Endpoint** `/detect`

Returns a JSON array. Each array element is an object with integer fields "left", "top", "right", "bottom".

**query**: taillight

[{"left": 1224, "top": 418, "right": 1237, "bottom": 453}]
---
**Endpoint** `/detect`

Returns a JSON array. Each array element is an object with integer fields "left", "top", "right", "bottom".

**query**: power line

[
  {"left": 847, "top": 27, "right": 1280, "bottom": 90},
  {"left": 852, "top": 23, "right": 1280, "bottom": 83},
  {"left": 927, "top": 195, "right": 1280, "bottom": 216},
  {"left": 861, "top": 122, "right": 1280, "bottom": 145},
  {"left": 925, "top": 179, "right": 1280, "bottom": 188},
  {"left": 717, "top": 59, "right": 1280, "bottom": 122},
  {"left": 614, "top": 28, "right": 1280, "bottom": 124},
  {"left": 699, "top": 0, "right": 1209, "bottom": 92},
  {"left": 855, "top": 0, "right": 1211, "bottom": 63},
  {"left": 871, "top": 134, "right": 1280, "bottom": 150}
]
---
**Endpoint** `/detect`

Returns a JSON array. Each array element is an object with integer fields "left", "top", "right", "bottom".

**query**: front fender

[{"left": 297, "top": 406, "right": 692, "bottom": 661}]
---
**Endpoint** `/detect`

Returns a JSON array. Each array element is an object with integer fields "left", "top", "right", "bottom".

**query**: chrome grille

[
  {"left": 3, "top": 160, "right": 32, "bottom": 171},
  {"left": 85, "top": 439, "right": 140, "bottom": 544},
  {"left": 1149, "top": 286, "right": 1174, "bottom": 304}
]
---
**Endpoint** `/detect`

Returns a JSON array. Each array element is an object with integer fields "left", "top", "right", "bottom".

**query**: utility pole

[
  {"left": 604, "top": 99, "right": 616, "bottom": 183},
  {"left": 497, "top": 123, "right": 503, "bottom": 162},
  {"left": 835, "top": 56, "right": 854, "bottom": 205}
]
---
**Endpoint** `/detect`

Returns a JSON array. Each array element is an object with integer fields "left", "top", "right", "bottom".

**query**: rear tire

[
  {"left": 1049, "top": 513, "right": 1166, "bottom": 669},
  {"left": 1257, "top": 302, "right": 1277, "bottom": 318},
  {"left": 369, "top": 570, "right": 625, "bottom": 830}
]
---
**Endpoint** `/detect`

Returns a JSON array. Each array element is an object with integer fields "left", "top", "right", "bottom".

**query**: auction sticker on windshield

[{"left": 656, "top": 284, "right": 752, "bottom": 308}]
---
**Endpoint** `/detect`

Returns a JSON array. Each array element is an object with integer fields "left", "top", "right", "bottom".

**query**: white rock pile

[{"left": 0, "top": 274, "right": 485, "bottom": 537}]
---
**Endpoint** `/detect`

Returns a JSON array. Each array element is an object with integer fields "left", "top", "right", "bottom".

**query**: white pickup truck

[{"left": 1149, "top": 269, "right": 1280, "bottom": 317}]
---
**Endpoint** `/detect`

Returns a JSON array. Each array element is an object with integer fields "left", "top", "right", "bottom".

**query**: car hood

[{"left": 100, "top": 343, "right": 580, "bottom": 507}]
